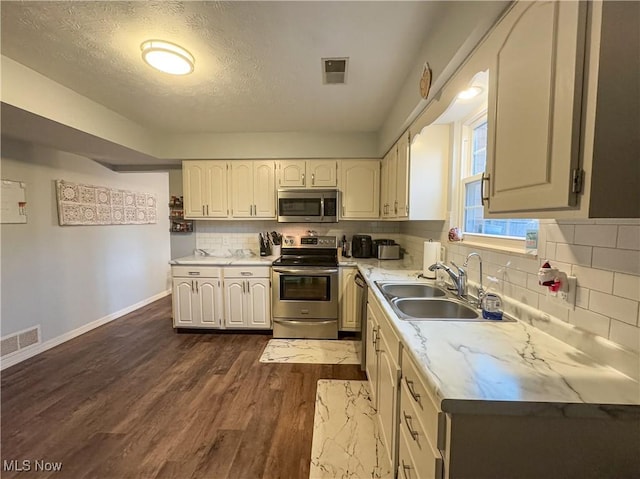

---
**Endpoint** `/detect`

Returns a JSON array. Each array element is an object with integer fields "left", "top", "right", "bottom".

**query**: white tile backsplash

[
  {"left": 574, "top": 224, "right": 618, "bottom": 247},
  {"left": 592, "top": 247, "right": 640, "bottom": 275},
  {"left": 589, "top": 291, "right": 639, "bottom": 326},
  {"left": 609, "top": 320, "right": 640, "bottom": 352},
  {"left": 555, "top": 243, "right": 592, "bottom": 266},
  {"left": 617, "top": 226, "right": 640, "bottom": 250},
  {"left": 571, "top": 265, "right": 614, "bottom": 294},
  {"left": 613, "top": 273, "right": 640, "bottom": 301},
  {"left": 568, "top": 307, "right": 611, "bottom": 338}
]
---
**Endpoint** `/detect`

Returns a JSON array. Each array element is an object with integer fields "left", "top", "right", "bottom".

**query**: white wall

[{"left": 0, "top": 138, "right": 171, "bottom": 353}]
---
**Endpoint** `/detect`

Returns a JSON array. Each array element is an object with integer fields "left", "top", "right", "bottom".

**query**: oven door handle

[
  {"left": 273, "top": 319, "right": 337, "bottom": 325},
  {"left": 273, "top": 268, "right": 338, "bottom": 275}
]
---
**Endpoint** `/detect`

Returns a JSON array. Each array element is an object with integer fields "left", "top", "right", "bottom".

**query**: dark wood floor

[{"left": 1, "top": 296, "right": 366, "bottom": 478}]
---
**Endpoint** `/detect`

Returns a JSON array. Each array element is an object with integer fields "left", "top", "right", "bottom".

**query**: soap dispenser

[{"left": 481, "top": 276, "right": 503, "bottom": 320}]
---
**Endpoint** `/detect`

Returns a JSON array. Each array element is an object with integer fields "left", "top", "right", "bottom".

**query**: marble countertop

[
  {"left": 356, "top": 262, "right": 640, "bottom": 419},
  {"left": 170, "top": 253, "right": 277, "bottom": 266}
]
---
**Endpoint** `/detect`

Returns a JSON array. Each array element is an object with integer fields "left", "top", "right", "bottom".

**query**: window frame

[{"left": 457, "top": 110, "right": 536, "bottom": 254}]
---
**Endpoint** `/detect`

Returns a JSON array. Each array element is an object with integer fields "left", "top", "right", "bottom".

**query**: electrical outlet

[{"left": 546, "top": 275, "right": 577, "bottom": 310}]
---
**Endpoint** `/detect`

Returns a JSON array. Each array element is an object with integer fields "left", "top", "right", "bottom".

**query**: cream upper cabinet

[
  {"left": 406, "top": 125, "right": 450, "bottom": 221},
  {"left": 278, "top": 160, "right": 306, "bottom": 187},
  {"left": 230, "top": 160, "right": 276, "bottom": 218},
  {"left": 277, "top": 160, "right": 337, "bottom": 188},
  {"left": 484, "top": 1, "right": 588, "bottom": 215},
  {"left": 380, "top": 146, "right": 397, "bottom": 218},
  {"left": 340, "top": 159, "right": 380, "bottom": 219},
  {"left": 395, "top": 133, "right": 410, "bottom": 219},
  {"left": 183, "top": 160, "right": 228, "bottom": 218},
  {"left": 307, "top": 160, "right": 338, "bottom": 187},
  {"left": 484, "top": 1, "right": 640, "bottom": 218}
]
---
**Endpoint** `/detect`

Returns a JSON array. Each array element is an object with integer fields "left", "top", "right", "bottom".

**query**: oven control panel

[{"left": 283, "top": 236, "right": 337, "bottom": 248}]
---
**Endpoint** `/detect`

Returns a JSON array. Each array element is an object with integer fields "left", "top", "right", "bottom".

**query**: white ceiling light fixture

[
  {"left": 140, "top": 40, "right": 195, "bottom": 75},
  {"left": 457, "top": 86, "right": 483, "bottom": 100}
]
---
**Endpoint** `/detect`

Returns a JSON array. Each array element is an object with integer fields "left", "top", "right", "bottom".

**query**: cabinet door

[
  {"left": 340, "top": 160, "right": 380, "bottom": 219},
  {"left": 246, "top": 278, "right": 271, "bottom": 329},
  {"left": 223, "top": 279, "right": 247, "bottom": 328},
  {"left": 396, "top": 133, "right": 410, "bottom": 219},
  {"left": 340, "top": 267, "right": 359, "bottom": 331},
  {"left": 388, "top": 148, "right": 398, "bottom": 218},
  {"left": 205, "top": 161, "right": 228, "bottom": 217},
  {"left": 172, "top": 278, "right": 197, "bottom": 327},
  {"left": 253, "top": 161, "right": 276, "bottom": 218},
  {"left": 182, "top": 161, "right": 206, "bottom": 218},
  {"left": 196, "top": 279, "right": 221, "bottom": 328},
  {"left": 365, "top": 305, "right": 379, "bottom": 409},
  {"left": 278, "top": 160, "right": 306, "bottom": 187},
  {"left": 486, "top": 1, "right": 587, "bottom": 214},
  {"left": 308, "top": 160, "right": 337, "bottom": 187},
  {"left": 377, "top": 328, "right": 399, "bottom": 470},
  {"left": 230, "top": 162, "right": 253, "bottom": 217},
  {"left": 380, "top": 151, "right": 391, "bottom": 218}
]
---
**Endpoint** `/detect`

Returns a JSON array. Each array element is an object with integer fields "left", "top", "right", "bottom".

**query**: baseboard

[{"left": 0, "top": 289, "right": 171, "bottom": 371}]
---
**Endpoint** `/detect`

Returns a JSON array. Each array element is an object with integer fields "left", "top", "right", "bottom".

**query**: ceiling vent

[{"left": 322, "top": 57, "right": 348, "bottom": 84}]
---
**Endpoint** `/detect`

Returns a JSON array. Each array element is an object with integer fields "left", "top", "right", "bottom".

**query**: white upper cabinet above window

[
  {"left": 485, "top": 1, "right": 587, "bottom": 215},
  {"left": 482, "top": 0, "right": 639, "bottom": 218},
  {"left": 277, "top": 160, "right": 337, "bottom": 188}
]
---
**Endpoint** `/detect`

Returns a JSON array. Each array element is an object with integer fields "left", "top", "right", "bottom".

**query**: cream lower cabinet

[
  {"left": 172, "top": 266, "right": 223, "bottom": 328},
  {"left": 339, "top": 267, "right": 359, "bottom": 331},
  {"left": 230, "top": 161, "right": 276, "bottom": 218},
  {"left": 366, "top": 291, "right": 400, "bottom": 473},
  {"left": 340, "top": 160, "right": 380, "bottom": 219},
  {"left": 223, "top": 267, "right": 271, "bottom": 329}
]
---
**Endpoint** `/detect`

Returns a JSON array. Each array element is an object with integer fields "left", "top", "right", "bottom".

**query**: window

[{"left": 460, "top": 113, "right": 538, "bottom": 245}]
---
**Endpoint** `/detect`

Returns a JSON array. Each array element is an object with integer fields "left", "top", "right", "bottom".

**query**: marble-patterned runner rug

[
  {"left": 259, "top": 339, "right": 360, "bottom": 364},
  {"left": 310, "top": 380, "right": 392, "bottom": 479}
]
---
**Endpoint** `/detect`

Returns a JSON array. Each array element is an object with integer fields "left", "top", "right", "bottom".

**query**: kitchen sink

[
  {"left": 392, "top": 298, "right": 480, "bottom": 320},
  {"left": 376, "top": 281, "right": 447, "bottom": 300}
]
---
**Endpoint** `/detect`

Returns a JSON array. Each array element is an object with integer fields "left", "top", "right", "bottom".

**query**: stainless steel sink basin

[
  {"left": 392, "top": 298, "right": 480, "bottom": 320},
  {"left": 376, "top": 282, "right": 446, "bottom": 300}
]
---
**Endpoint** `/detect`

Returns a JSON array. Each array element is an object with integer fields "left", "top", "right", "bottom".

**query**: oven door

[{"left": 272, "top": 267, "right": 339, "bottom": 319}]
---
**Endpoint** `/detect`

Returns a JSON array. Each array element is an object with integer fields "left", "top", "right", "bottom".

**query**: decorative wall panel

[{"left": 56, "top": 180, "right": 156, "bottom": 226}]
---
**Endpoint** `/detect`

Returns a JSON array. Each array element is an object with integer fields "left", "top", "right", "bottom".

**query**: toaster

[{"left": 377, "top": 244, "right": 401, "bottom": 260}]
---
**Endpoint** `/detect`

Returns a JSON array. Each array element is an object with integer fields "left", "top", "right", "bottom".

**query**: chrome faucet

[
  {"left": 463, "top": 252, "right": 484, "bottom": 306},
  {"left": 428, "top": 261, "right": 467, "bottom": 297}
]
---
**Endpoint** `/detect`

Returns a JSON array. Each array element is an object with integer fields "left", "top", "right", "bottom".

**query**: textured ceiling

[{"left": 1, "top": 1, "right": 446, "bottom": 134}]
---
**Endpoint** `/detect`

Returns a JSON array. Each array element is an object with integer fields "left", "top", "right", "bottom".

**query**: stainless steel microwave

[{"left": 277, "top": 189, "right": 339, "bottom": 223}]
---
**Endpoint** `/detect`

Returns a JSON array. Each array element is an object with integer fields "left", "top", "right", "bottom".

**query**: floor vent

[{"left": 322, "top": 57, "right": 348, "bottom": 84}]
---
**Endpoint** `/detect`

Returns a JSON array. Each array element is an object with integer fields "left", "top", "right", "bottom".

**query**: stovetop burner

[{"left": 272, "top": 235, "right": 338, "bottom": 267}]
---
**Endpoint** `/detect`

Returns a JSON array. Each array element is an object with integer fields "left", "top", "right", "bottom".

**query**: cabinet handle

[
  {"left": 437, "top": 411, "right": 446, "bottom": 451},
  {"left": 195, "top": 281, "right": 199, "bottom": 293},
  {"left": 302, "top": 173, "right": 305, "bottom": 185},
  {"left": 188, "top": 271, "right": 201, "bottom": 276},
  {"left": 191, "top": 280, "right": 194, "bottom": 292},
  {"left": 405, "top": 377, "right": 421, "bottom": 406},
  {"left": 242, "top": 281, "right": 246, "bottom": 294},
  {"left": 342, "top": 205, "right": 345, "bottom": 217},
  {"left": 403, "top": 412, "right": 419, "bottom": 441},
  {"left": 394, "top": 200, "right": 398, "bottom": 215},
  {"left": 311, "top": 173, "right": 315, "bottom": 185},
  {"left": 254, "top": 204, "right": 257, "bottom": 216},
  {"left": 202, "top": 205, "right": 205, "bottom": 216},
  {"left": 401, "top": 460, "right": 412, "bottom": 479},
  {"left": 240, "top": 272, "right": 253, "bottom": 276},
  {"left": 206, "top": 205, "right": 209, "bottom": 215},
  {"left": 481, "top": 172, "right": 490, "bottom": 206}
]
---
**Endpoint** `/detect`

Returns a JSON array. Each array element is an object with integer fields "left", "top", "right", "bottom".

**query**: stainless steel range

[{"left": 271, "top": 235, "right": 338, "bottom": 339}]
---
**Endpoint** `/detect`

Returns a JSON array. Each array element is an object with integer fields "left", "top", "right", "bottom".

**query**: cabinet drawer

[
  {"left": 398, "top": 422, "right": 443, "bottom": 479},
  {"left": 172, "top": 266, "right": 221, "bottom": 278},
  {"left": 401, "top": 349, "right": 444, "bottom": 452},
  {"left": 368, "top": 291, "right": 400, "bottom": 359},
  {"left": 223, "top": 266, "right": 270, "bottom": 278}
]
